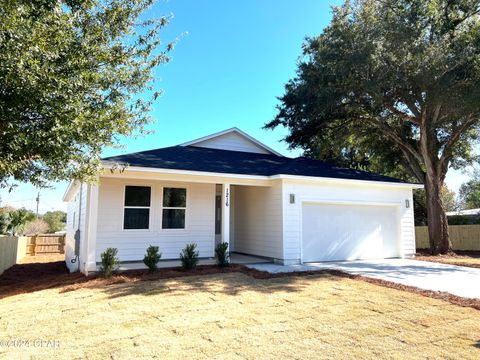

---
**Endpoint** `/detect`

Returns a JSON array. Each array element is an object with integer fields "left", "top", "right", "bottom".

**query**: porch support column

[{"left": 221, "top": 183, "right": 230, "bottom": 250}]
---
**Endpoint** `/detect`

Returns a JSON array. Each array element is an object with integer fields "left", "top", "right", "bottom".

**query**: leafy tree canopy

[
  {"left": 0, "top": 0, "right": 173, "bottom": 188},
  {"left": 43, "top": 210, "right": 67, "bottom": 233},
  {"left": 7, "top": 208, "right": 35, "bottom": 235},
  {"left": 0, "top": 211, "right": 9, "bottom": 234},
  {"left": 267, "top": 0, "right": 480, "bottom": 253},
  {"left": 458, "top": 169, "right": 480, "bottom": 209}
]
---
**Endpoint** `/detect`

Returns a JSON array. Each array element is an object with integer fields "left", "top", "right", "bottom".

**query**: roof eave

[
  {"left": 62, "top": 180, "right": 81, "bottom": 202},
  {"left": 101, "top": 164, "right": 423, "bottom": 189},
  {"left": 272, "top": 174, "right": 423, "bottom": 189}
]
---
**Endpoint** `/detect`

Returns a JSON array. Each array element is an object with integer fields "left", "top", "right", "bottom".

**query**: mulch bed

[
  {"left": 415, "top": 249, "right": 480, "bottom": 268},
  {"left": 416, "top": 249, "right": 480, "bottom": 258},
  {"left": 1, "top": 259, "right": 480, "bottom": 311},
  {"left": 0, "top": 261, "right": 85, "bottom": 299}
]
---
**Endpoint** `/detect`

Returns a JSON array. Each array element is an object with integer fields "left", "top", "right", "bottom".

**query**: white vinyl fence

[{"left": 0, "top": 235, "right": 28, "bottom": 275}]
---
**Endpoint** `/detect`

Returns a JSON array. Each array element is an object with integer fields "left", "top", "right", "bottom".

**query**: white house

[{"left": 63, "top": 128, "right": 422, "bottom": 274}]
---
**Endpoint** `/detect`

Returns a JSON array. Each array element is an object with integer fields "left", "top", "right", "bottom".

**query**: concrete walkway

[{"left": 247, "top": 258, "right": 480, "bottom": 299}]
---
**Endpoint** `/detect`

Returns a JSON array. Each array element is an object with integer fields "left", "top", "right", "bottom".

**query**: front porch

[
  {"left": 82, "top": 175, "right": 285, "bottom": 275},
  {"left": 97, "top": 252, "right": 272, "bottom": 272}
]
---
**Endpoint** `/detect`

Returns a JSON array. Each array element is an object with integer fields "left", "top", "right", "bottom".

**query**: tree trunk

[{"left": 424, "top": 171, "right": 451, "bottom": 254}]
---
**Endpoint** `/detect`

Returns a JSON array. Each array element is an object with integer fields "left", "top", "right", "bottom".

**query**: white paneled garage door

[{"left": 302, "top": 203, "right": 400, "bottom": 262}]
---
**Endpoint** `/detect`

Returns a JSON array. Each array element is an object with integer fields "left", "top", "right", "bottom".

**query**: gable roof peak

[{"left": 179, "top": 127, "right": 283, "bottom": 157}]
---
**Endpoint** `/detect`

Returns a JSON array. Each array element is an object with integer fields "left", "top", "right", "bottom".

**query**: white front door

[{"left": 302, "top": 203, "right": 400, "bottom": 262}]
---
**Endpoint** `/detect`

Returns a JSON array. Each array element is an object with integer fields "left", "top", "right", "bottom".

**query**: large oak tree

[
  {"left": 267, "top": 0, "right": 480, "bottom": 254},
  {"left": 0, "top": 0, "right": 173, "bottom": 188}
]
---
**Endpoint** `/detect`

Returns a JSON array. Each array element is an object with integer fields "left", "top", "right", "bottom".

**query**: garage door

[{"left": 302, "top": 203, "right": 400, "bottom": 262}]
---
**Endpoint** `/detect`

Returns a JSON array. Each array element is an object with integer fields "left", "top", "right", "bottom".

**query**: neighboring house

[
  {"left": 446, "top": 209, "right": 480, "bottom": 216},
  {"left": 63, "top": 128, "right": 422, "bottom": 274}
]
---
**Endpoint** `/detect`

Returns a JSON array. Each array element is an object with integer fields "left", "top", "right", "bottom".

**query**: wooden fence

[
  {"left": 415, "top": 225, "right": 480, "bottom": 250},
  {"left": 0, "top": 236, "right": 28, "bottom": 275},
  {"left": 26, "top": 234, "right": 65, "bottom": 255}
]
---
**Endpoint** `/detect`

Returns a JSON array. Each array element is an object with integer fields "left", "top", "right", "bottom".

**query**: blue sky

[{"left": 0, "top": 0, "right": 470, "bottom": 213}]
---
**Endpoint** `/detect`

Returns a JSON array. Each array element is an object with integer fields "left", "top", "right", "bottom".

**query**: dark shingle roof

[{"left": 102, "top": 145, "right": 407, "bottom": 184}]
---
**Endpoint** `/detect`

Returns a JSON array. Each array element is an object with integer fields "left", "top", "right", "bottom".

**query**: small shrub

[
  {"left": 180, "top": 243, "right": 199, "bottom": 269},
  {"left": 143, "top": 245, "right": 162, "bottom": 272},
  {"left": 215, "top": 242, "right": 230, "bottom": 267},
  {"left": 100, "top": 247, "right": 119, "bottom": 277}
]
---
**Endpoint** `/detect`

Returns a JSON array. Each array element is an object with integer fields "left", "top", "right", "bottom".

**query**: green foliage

[
  {"left": 0, "top": 0, "right": 174, "bottom": 188},
  {"left": 413, "top": 190, "right": 428, "bottom": 226},
  {"left": 266, "top": 0, "right": 480, "bottom": 252},
  {"left": 100, "top": 248, "right": 119, "bottom": 277},
  {"left": 0, "top": 210, "right": 9, "bottom": 234},
  {"left": 448, "top": 215, "right": 480, "bottom": 225},
  {"left": 215, "top": 242, "right": 230, "bottom": 267},
  {"left": 267, "top": 0, "right": 480, "bottom": 183},
  {"left": 267, "top": 0, "right": 480, "bottom": 181},
  {"left": 143, "top": 245, "right": 162, "bottom": 272},
  {"left": 43, "top": 211, "right": 67, "bottom": 233},
  {"left": 459, "top": 170, "right": 480, "bottom": 209},
  {"left": 414, "top": 187, "right": 458, "bottom": 225},
  {"left": 441, "top": 187, "right": 458, "bottom": 212},
  {"left": 180, "top": 243, "right": 199, "bottom": 270},
  {"left": 8, "top": 208, "right": 35, "bottom": 235}
]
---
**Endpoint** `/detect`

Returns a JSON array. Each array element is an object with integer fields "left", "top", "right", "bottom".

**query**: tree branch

[
  {"left": 398, "top": 149, "right": 425, "bottom": 182},
  {"left": 386, "top": 104, "right": 420, "bottom": 124},
  {"left": 405, "top": 99, "right": 421, "bottom": 118},
  {"left": 431, "top": 104, "right": 442, "bottom": 125},
  {"left": 438, "top": 116, "right": 477, "bottom": 178},
  {"left": 373, "top": 119, "right": 424, "bottom": 165}
]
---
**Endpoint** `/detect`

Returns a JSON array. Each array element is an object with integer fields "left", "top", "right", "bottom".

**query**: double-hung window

[
  {"left": 123, "top": 186, "right": 151, "bottom": 229},
  {"left": 162, "top": 187, "right": 186, "bottom": 229}
]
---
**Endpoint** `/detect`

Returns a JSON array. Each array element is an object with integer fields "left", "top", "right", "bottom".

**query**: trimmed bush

[
  {"left": 143, "top": 245, "right": 162, "bottom": 272},
  {"left": 100, "top": 247, "right": 119, "bottom": 277},
  {"left": 180, "top": 243, "right": 199, "bottom": 269},
  {"left": 215, "top": 242, "right": 230, "bottom": 267}
]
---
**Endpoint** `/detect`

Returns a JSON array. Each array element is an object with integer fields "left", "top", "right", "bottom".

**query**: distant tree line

[{"left": 0, "top": 208, "right": 66, "bottom": 235}]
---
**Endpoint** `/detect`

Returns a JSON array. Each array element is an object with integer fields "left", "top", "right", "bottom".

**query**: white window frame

[
  {"left": 122, "top": 185, "right": 152, "bottom": 231},
  {"left": 161, "top": 186, "right": 188, "bottom": 230}
]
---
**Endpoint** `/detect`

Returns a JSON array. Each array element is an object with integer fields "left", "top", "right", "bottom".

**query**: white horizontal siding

[
  {"left": 65, "top": 183, "right": 88, "bottom": 272},
  {"left": 282, "top": 180, "right": 416, "bottom": 262},
  {"left": 191, "top": 132, "right": 271, "bottom": 154},
  {"left": 95, "top": 178, "right": 215, "bottom": 262},
  {"left": 232, "top": 183, "right": 283, "bottom": 259}
]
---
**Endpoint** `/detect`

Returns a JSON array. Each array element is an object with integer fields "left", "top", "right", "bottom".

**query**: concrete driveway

[{"left": 247, "top": 258, "right": 480, "bottom": 299}]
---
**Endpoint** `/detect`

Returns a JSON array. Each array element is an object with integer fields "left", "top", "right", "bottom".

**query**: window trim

[
  {"left": 122, "top": 185, "right": 152, "bottom": 231},
  {"left": 160, "top": 186, "right": 188, "bottom": 231}
]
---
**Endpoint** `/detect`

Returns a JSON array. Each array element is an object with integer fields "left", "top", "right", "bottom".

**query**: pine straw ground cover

[
  {"left": 415, "top": 250, "right": 480, "bottom": 269},
  {"left": 1, "top": 271, "right": 480, "bottom": 359}
]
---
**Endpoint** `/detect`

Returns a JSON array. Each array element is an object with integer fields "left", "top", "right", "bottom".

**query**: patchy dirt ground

[
  {"left": 415, "top": 250, "right": 480, "bottom": 269},
  {"left": 1, "top": 271, "right": 480, "bottom": 359}
]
